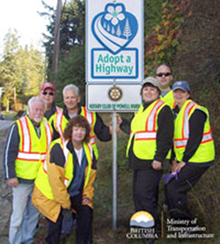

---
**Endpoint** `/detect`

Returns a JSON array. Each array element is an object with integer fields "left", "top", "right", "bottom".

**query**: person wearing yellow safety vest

[
  {"left": 3, "top": 97, "right": 52, "bottom": 244},
  {"left": 166, "top": 81, "right": 215, "bottom": 220},
  {"left": 52, "top": 84, "right": 112, "bottom": 160},
  {"left": 156, "top": 64, "right": 176, "bottom": 109},
  {"left": 118, "top": 77, "right": 174, "bottom": 233},
  {"left": 39, "top": 82, "right": 62, "bottom": 129},
  {"left": 52, "top": 84, "right": 112, "bottom": 237},
  {"left": 32, "top": 115, "right": 97, "bottom": 244}
]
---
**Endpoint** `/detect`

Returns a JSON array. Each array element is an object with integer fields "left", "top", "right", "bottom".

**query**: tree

[
  {"left": 0, "top": 30, "right": 45, "bottom": 111},
  {"left": 0, "top": 31, "right": 22, "bottom": 111},
  {"left": 123, "top": 18, "right": 132, "bottom": 39}
]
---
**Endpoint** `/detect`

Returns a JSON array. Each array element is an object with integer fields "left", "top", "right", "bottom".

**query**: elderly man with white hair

[{"left": 3, "top": 96, "right": 52, "bottom": 244}]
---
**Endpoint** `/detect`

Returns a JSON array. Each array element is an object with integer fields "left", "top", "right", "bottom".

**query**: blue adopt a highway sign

[{"left": 86, "top": 0, "right": 143, "bottom": 84}]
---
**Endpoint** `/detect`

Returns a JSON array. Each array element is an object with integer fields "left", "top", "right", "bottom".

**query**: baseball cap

[
  {"left": 143, "top": 77, "right": 160, "bottom": 89},
  {"left": 40, "top": 82, "right": 55, "bottom": 92},
  {"left": 172, "top": 81, "right": 190, "bottom": 92}
]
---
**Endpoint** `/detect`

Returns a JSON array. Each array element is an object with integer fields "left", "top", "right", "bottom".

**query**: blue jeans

[{"left": 9, "top": 183, "right": 39, "bottom": 244}]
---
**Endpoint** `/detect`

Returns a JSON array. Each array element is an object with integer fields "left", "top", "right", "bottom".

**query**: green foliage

[
  {"left": 144, "top": 0, "right": 165, "bottom": 36},
  {"left": 0, "top": 30, "right": 45, "bottom": 110},
  {"left": 144, "top": 0, "right": 192, "bottom": 75},
  {"left": 54, "top": 45, "right": 85, "bottom": 106},
  {"left": 42, "top": 0, "right": 85, "bottom": 81}
]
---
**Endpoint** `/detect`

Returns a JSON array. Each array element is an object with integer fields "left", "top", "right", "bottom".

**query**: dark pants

[
  {"left": 133, "top": 168, "right": 163, "bottom": 223},
  {"left": 166, "top": 164, "right": 209, "bottom": 219},
  {"left": 45, "top": 211, "right": 63, "bottom": 244},
  {"left": 45, "top": 198, "right": 93, "bottom": 244}
]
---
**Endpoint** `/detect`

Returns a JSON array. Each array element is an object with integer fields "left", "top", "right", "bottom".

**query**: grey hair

[
  {"left": 63, "top": 84, "right": 80, "bottom": 97},
  {"left": 28, "top": 96, "right": 46, "bottom": 111}
]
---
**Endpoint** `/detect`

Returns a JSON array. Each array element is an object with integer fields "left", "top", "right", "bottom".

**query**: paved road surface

[{"left": 0, "top": 120, "right": 13, "bottom": 131}]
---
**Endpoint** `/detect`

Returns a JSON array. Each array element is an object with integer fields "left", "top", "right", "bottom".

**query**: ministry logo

[{"left": 126, "top": 211, "right": 158, "bottom": 240}]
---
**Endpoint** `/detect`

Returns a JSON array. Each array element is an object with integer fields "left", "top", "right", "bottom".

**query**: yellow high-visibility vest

[
  {"left": 174, "top": 100, "right": 215, "bottom": 163},
  {"left": 15, "top": 116, "right": 52, "bottom": 180},
  {"left": 160, "top": 90, "right": 176, "bottom": 109},
  {"left": 54, "top": 106, "right": 98, "bottom": 159},
  {"left": 44, "top": 106, "right": 62, "bottom": 129},
  {"left": 127, "top": 99, "right": 171, "bottom": 160},
  {"left": 35, "top": 138, "right": 93, "bottom": 200}
]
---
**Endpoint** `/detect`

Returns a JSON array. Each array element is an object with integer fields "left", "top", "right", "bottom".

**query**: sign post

[{"left": 86, "top": 0, "right": 144, "bottom": 229}]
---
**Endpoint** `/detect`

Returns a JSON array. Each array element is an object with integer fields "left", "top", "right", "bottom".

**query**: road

[{"left": 0, "top": 120, "right": 13, "bottom": 131}]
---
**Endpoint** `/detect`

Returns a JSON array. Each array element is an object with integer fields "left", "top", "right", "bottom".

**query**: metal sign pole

[{"left": 112, "top": 111, "right": 117, "bottom": 230}]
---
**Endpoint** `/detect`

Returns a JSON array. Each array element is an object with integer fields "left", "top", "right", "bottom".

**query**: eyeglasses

[
  {"left": 156, "top": 72, "right": 172, "bottom": 77},
  {"left": 42, "top": 91, "right": 55, "bottom": 96}
]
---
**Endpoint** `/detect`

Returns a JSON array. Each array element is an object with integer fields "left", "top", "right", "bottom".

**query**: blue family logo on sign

[{"left": 92, "top": 3, "right": 138, "bottom": 54}]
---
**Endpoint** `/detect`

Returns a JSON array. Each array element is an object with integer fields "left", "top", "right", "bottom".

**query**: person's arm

[
  {"left": 3, "top": 123, "right": 20, "bottom": 186},
  {"left": 51, "top": 120, "right": 60, "bottom": 140},
  {"left": 119, "top": 117, "right": 131, "bottom": 134},
  {"left": 94, "top": 113, "right": 112, "bottom": 141},
  {"left": 154, "top": 106, "right": 174, "bottom": 163},
  {"left": 82, "top": 151, "right": 97, "bottom": 205},
  {"left": 47, "top": 144, "right": 71, "bottom": 209},
  {"left": 182, "top": 109, "right": 207, "bottom": 162}
]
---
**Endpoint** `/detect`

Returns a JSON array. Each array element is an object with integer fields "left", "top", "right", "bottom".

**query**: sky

[{"left": 0, "top": 0, "right": 57, "bottom": 54}]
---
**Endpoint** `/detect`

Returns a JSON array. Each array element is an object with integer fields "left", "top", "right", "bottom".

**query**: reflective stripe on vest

[
  {"left": 18, "top": 117, "right": 52, "bottom": 160},
  {"left": 135, "top": 131, "right": 157, "bottom": 140},
  {"left": 80, "top": 107, "right": 98, "bottom": 159},
  {"left": 42, "top": 139, "right": 93, "bottom": 188},
  {"left": 174, "top": 100, "right": 214, "bottom": 163},
  {"left": 16, "top": 116, "right": 52, "bottom": 179},
  {"left": 174, "top": 129, "right": 213, "bottom": 148},
  {"left": 134, "top": 100, "right": 165, "bottom": 141},
  {"left": 146, "top": 100, "right": 164, "bottom": 131},
  {"left": 36, "top": 139, "right": 94, "bottom": 200},
  {"left": 55, "top": 110, "right": 65, "bottom": 137},
  {"left": 17, "top": 152, "right": 46, "bottom": 161},
  {"left": 127, "top": 100, "right": 170, "bottom": 160}
]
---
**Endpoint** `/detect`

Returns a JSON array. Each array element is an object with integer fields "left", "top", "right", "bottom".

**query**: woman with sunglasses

[
  {"left": 166, "top": 81, "right": 215, "bottom": 220},
  {"left": 118, "top": 77, "right": 174, "bottom": 235}
]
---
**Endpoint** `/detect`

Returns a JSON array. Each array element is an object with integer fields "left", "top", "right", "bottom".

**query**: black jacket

[{"left": 120, "top": 100, "right": 174, "bottom": 170}]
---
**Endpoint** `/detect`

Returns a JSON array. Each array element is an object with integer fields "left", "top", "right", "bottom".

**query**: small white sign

[{"left": 86, "top": 84, "right": 142, "bottom": 112}]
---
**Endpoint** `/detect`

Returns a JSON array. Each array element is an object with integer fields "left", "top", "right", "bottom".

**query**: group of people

[
  {"left": 3, "top": 82, "right": 113, "bottom": 244},
  {"left": 2, "top": 64, "right": 215, "bottom": 244},
  {"left": 118, "top": 64, "right": 215, "bottom": 233}
]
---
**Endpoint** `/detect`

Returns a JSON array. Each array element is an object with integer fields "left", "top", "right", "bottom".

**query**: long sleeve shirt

[
  {"left": 120, "top": 100, "right": 174, "bottom": 170},
  {"left": 52, "top": 105, "right": 112, "bottom": 142}
]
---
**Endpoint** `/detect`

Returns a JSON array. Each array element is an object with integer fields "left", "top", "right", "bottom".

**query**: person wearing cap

[
  {"left": 166, "top": 81, "right": 215, "bottom": 219},
  {"left": 156, "top": 64, "right": 175, "bottom": 109},
  {"left": 39, "top": 82, "right": 62, "bottom": 128},
  {"left": 118, "top": 77, "right": 174, "bottom": 231}
]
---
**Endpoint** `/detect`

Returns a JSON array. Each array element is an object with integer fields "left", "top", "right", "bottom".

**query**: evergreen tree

[{"left": 123, "top": 18, "right": 132, "bottom": 39}]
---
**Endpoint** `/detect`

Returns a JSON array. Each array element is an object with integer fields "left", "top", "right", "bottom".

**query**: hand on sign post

[
  {"left": 109, "top": 114, "right": 121, "bottom": 134},
  {"left": 116, "top": 114, "right": 122, "bottom": 125}
]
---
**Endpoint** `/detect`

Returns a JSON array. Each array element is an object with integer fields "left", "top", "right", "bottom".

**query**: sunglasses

[
  {"left": 42, "top": 91, "right": 55, "bottom": 96},
  {"left": 156, "top": 72, "right": 172, "bottom": 77}
]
